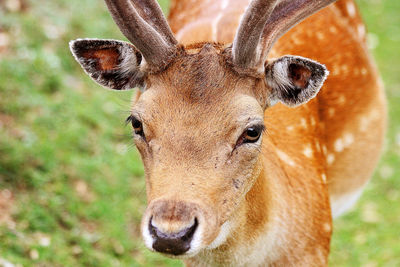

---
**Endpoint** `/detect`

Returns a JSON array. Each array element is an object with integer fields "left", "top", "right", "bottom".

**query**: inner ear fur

[
  {"left": 265, "top": 55, "right": 328, "bottom": 107},
  {"left": 70, "top": 39, "right": 145, "bottom": 90}
]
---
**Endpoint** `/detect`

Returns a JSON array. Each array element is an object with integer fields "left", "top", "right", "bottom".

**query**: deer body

[
  {"left": 169, "top": 0, "right": 386, "bottom": 219},
  {"left": 70, "top": 0, "right": 386, "bottom": 266}
]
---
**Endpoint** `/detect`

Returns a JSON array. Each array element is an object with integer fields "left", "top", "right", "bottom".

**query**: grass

[{"left": 0, "top": 0, "right": 398, "bottom": 266}]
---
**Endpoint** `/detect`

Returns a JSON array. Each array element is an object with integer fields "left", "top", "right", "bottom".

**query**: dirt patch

[
  {"left": 0, "top": 113, "right": 23, "bottom": 138},
  {"left": 0, "top": 189, "right": 15, "bottom": 228},
  {"left": 0, "top": 30, "right": 10, "bottom": 55},
  {"left": 73, "top": 179, "right": 96, "bottom": 203},
  {"left": 0, "top": 0, "right": 29, "bottom": 12}
]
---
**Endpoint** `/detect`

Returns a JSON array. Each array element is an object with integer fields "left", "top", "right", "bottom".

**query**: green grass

[{"left": 0, "top": 0, "right": 398, "bottom": 266}]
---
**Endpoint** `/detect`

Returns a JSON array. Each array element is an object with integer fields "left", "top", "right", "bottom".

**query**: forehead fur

[
  {"left": 146, "top": 43, "right": 265, "bottom": 105},
  {"left": 132, "top": 43, "right": 266, "bottom": 155}
]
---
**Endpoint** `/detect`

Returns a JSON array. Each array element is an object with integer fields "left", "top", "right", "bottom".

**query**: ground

[{"left": 0, "top": 0, "right": 399, "bottom": 266}]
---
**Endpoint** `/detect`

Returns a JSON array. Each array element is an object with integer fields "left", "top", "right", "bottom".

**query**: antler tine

[
  {"left": 104, "top": 0, "right": 176, "bottom": 69},
  {"left": 131, "top": 0, "right": 177, "bottom": 46},
  {"left": 232, "top": 0, "right": 280, "bottom": 68},
  {"left": 233, "top": 0, "right": 336, "bottom": 69},
  {"left": 260, "top": 0, "right": 337, "bottom": 59}
]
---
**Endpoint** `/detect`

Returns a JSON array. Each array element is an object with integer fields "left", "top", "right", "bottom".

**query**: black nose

[{"left": 149, "top": 217, "right": 198, "bottom": 256}]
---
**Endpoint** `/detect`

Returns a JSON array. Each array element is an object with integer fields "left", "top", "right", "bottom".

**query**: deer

[{"left": 69, "top": 0, "right": 386, "bottom": 265}]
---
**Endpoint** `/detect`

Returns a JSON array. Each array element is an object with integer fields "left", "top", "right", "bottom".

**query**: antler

[
  {"left": 104, "top": 0, "right": 177, "bottom": 69},
  {"left": 232, "top": 0, "right": 280, "bottom": 68},
  {"left": 233, "top": 0, "right": 336, "bottom": 69},
  {"left": 130, "top": 0, "right": 177, "bottom": 46}
]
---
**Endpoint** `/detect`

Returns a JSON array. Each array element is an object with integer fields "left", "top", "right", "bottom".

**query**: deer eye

[
  {"left": 126, "top": 115, "right": 144, "bottom": 138},
  {"left": 236, "top": 124, "right": 265, "bottom": 147},
  {"left": 245, "top": 127, "right": 261, "bottom": 141}
]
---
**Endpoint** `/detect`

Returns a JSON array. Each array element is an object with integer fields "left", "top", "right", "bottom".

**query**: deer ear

[
  {"left": 265, "top": 56, "right": 328, "bottom": 106},
  {"left": 69, "top": 39, "right": 145, "bottom": 90}
]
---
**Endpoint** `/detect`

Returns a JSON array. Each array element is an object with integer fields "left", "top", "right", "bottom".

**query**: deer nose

[{"left": 149, "top": 217, "right": 198, "bottom": 255}]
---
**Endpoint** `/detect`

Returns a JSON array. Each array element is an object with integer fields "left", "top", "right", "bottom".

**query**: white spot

[
  {"left": 359, "top": 116, "right": 369, "bottom": 132},
  {"left": 328, "top": 108, "right": 335, "bottom": 117},
  {"left": 331, "top": 65, "right": 340, "bottom": 76},
  {"left": 329, "top": 26, "right": 338, "bottom": 34},
  {"left": 357, "top": 24, "right": 366, "bottom": 38},
  {"left": 323, "top": 222, "right": 331, "bottom": 232},
  {"left": 286, "top": 125, "right": 294, "bottom": 131},
  {"left": 334, "top": 133, "right": 354, "bottom": 153},
  {"left": 341, "top": 64, "right": 349, "bottom": 74},
  {"left": 343, "top": 133, "right": 354, "bottom": 147},
  {"left": 300, "top": 118, "right": 307, "bottom": 129},
  {"left": 310, "top": 117, "right": 316, "bottom": 127},
  {"left": 316, "top": 32, "right": 324, "bottom": 40},
  {"left": 276, "top": 149, "right": 296, "bottom": 167},
  {"left": 321, "top": 173, "right": 327, "bottom": 184},
  {"left": 346, "top": 2, "right": 356, "bottom": 17},
  {"left": 292, "top": 38, "right": 304, "bottom": 45},
  {"left": 359, "top": 109, "right": 380, "bottom": 132},
  {"left": 337, "top": 95, "right": 346, "bottom": 105},
  {"left": 361, "top": 67, "right": 368, "bottom": 75},
  {"left": 327, "top": 153, "right": 335, "bottom": 165},
  {"left": 334, "top": 138, "right": 344, "bottom": 152},
  {"left": 303, "top": 145, "right": 313, "bottom": 158}
]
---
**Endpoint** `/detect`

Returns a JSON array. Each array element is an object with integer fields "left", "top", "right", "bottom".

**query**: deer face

[
  {"left": 132, "top": 45, "right": 267, "bottom": 256},
  {"left": 70, "top": 0, "right": 330, "bottom": 259}
]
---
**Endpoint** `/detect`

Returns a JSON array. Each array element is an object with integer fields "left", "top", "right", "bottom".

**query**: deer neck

[{"left": 185, "top": 137, "right": 331, "bottom": 266}]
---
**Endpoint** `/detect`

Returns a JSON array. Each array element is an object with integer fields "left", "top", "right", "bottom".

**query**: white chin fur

[
  {"left": 182, "top": 220, "right": 204, "bottom": 257},
  {"left": 207, "top": 220, "right": 232, "bottom": 249},
  {"left": 141, "top": 215, "right": 155, "bottom": 251}
]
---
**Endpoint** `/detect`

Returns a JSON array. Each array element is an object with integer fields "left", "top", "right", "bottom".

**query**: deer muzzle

[{"left": 141, "top": 199, "right": 219, "bottom": 256}]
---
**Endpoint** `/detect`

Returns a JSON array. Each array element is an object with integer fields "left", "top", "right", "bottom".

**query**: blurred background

[{"left": 0, "top": 0, "right": 399, "bottom": 266}]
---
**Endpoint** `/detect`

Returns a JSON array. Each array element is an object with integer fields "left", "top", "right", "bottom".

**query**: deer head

[{"left": 70, "top": 0, "right": 333, "bottom": 258}]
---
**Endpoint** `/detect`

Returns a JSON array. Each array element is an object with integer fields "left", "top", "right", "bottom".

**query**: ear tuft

[
  {"left": 69, "top": 39, "right": 144, "bottom": 90},
  {"left": 265, "top": 55, "right": 328, "bottom": 107}
]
